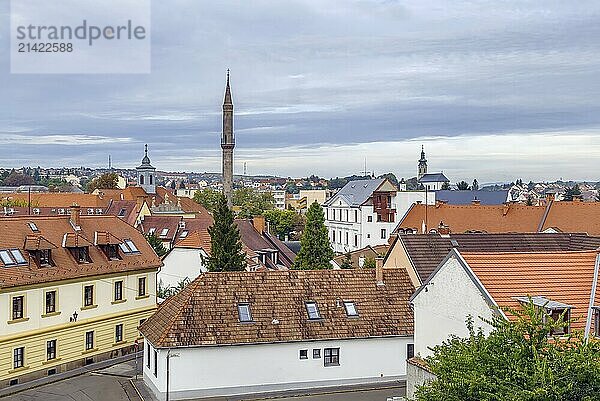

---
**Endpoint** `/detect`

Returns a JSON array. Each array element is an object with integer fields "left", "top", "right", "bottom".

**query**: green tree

[
  {"left": 415, "top": 301, "right": 600, "bottom": 401},
  {"left": 233, "top": 187, "right": 275, "bottom": 218},
  {"left": 294, "top": 201, "right": 334, "bottom": 270},
  {"left": 340, "top": 252, "right": 353, "bottom": 269},
  {"left": 456, "top": 181, "right": 470, "bottom": 190},
  {"left": 193, "top": 188, "right": 222, "bottom": 213},
  {"left": 264, "top": 209, "right": 299, "bottom": 240},
  {"left": 205, "top": 193, "right": 246, "bottom": 271},
  {"left": 145, "top": 233, "right": 167, "bottom": 257},
  {"left": 4, "top": 171, "right": 34, "bottom": 186},
  {"left": 86, "top": 172, "right": 119, "bottom": 193},
  {"left": 472, "top": 179, "right": 479, "bottom": 190},
  {"left": 564, "top": 184, "right": 582, "bottom": 201},
  {"left": 441, "top": 182, "right": 450, "bottom": 190},
  {"left": 362, "top": 257, "right": 376, "bottom": 269}
]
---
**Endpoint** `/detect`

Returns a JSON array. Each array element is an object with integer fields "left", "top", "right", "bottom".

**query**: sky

[{"left": 1, "top": 0, "right": 600, "bottom": 184}]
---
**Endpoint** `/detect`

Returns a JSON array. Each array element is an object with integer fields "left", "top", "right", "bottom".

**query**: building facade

[{"left": 0, "top": 209, "right": 161, "bottom": 387}]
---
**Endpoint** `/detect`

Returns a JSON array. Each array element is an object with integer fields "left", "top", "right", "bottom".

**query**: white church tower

[{"left": 136, "top": 144, "right": 156, "bottom": 194}]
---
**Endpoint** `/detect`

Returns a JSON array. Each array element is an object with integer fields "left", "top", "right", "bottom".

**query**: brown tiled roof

[
  {"left": 461, "top": 250, "right": 600, "bottom": 332},
  {"left": 63, "top": 232, "right": 94, "bottom": 248},
  {"left": 105, "top": 200, "right": 141, "bottom": 226},
  {"left": 140, "top": 216, "right": 182, "bottom": 241},
  {"left": 398, "top": 203, "right": 545, "bottom": 234},
  {"left": 333, "top": 244, "right": 389, "bottom": 268},
  {"left": 542, "top": 201, "right": 600, "bottom": 236},
  {"left": 0, "top": 215, "right": 162, "bottom": 289},
  {"left": 397, "top": 233, "right": 600, "bottom": 284},
  {"left": 174, "top": 230, "right": 212, "bottom": 251},
  {"left": 140, "top": 269, "right": 414, "bottom": 348},
  {"left": 0, "top": 193, "right": 108, "bottom": 208},
  {"left": 235, "top": 220, "right": 295, "bottom": 268},
  {"left": 94, "top": 231, "right": 122, "bottom": 245},
  {"left": 23, "top": 234, "right": 57, "bottom": 251}
]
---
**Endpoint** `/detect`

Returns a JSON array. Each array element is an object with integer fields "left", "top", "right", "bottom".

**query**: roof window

[
  {"left": 306, "top": 302, "right": 321, "bottom": 320},
  {"left": 344, "top": 301, "right": 358, "bottom": 317},
  {"left": 0, "top": 249, "right": 27, "bottom": 266},
  {"left": 237, "top": 303, "right": 253, "bottom": 322}
]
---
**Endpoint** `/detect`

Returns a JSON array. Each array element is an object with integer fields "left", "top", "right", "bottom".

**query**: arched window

[
  {"left": 140, "top": 175, "right": 145, "bottom": 185},
  {"left": 149, "top": 175, "right": 153, "bottom": 185}
]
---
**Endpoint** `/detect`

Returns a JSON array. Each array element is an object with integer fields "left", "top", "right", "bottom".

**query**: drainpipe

[{"left": 584, "top": 252, "right": 600, "bottom": 341}]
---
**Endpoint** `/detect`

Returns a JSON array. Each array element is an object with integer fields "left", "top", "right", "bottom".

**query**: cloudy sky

[{"left": 1, "top": 0, "right": 600, "bottom": 183}]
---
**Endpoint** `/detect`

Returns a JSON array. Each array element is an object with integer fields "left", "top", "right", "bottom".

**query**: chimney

[
  {"left": 70, "top": 203, "right": 81, "bottom": 229},
  {"left": 502, "top": 203, "right": 510, "bottom": 216},
  {"left": 375, "top": 257, "right": 384, "bottom": 286},
  {"left": 253, "top": 215, "right": 266, "bottom": 234}
]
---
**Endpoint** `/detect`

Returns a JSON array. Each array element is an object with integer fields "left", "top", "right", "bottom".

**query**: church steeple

[
  {"left": 221, "top": 70, "right": 235, "bottom": 207},
  {"left": 418, "top": 145, "right": 428, "bottom": 180},
  {"left": 136, "top": 144, "right": 156, "bottom": 194}
]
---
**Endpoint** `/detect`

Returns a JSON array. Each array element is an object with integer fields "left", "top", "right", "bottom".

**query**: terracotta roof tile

[
  {"left": 543, "top": 201, "right": 600, "bottom": 236},
  {"left": 140, "top": 269, "right": 414, "bottom": 348}
]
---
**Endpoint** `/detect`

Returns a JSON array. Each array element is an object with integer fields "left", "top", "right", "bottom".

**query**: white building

[
  {"left": 271, "top": 189, "right": 286, "bottom": 210},
  {"left": 324, "top": 179, "right": 434, "bottom": 253},
  {"left": 416, "top": 146, "right": 450, "bottom": 191},
  {"left": 140, "top": 268, "right": 415, "bottom": 400}
]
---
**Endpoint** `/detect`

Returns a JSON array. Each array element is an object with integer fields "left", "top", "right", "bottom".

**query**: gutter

[{"left": 584, "top": 252, "right": 600, "bottom": 340}]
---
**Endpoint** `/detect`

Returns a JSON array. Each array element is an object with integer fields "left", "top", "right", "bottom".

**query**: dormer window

[
  {"left": 237, "top": 303, "right": 253, "bottom": 322},
  {"left": 103, "top": 244, "right": 121, "bottom": 261},
  {"left": 179, "top": 230, "right": 189, "bottom": 238},
  {"left": 306, "top": 302, "right": 321, "bottom": 320},
  {"left": 87, "top": 208, "right": 94, "bottom": 215},
  {"left": 73, "top": 247, "right": 90, "bottom": 264},
  {"left": 515, "top": 296, "right": 571, "bottom": 336},
  {"left": 38, "top": 249, "right": 53, "bottom": 267},
  {"left": 118, "top": 208, "right": 127, "bottom": 217}
]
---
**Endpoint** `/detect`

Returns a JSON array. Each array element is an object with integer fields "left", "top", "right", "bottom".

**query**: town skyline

[{"left": 2, "top": 1, "right": 600, "bottom": 181}]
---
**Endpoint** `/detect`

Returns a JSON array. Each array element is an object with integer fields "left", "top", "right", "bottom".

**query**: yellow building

[{"left": 0, "top": 206, "right": 161, "bottom": 387}]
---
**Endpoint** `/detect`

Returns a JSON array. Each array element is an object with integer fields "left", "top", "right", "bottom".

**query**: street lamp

[{"left": 165, "top": 349, "right": 180, "bottom": 401}]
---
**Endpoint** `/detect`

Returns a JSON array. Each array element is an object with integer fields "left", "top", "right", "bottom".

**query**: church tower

[
  {"left": 137, "top": 144, "right": 156, "bottom": 194},
  {"left": 418, "top": 145, "right": 428, "bottom": 180},
  {"left": 221, "top": 70, "right": 235, "bottom": 207}
]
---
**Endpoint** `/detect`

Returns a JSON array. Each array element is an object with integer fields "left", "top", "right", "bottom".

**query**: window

[
  {"left": 84, "top": 285, "right": 94, "bottom": 307},
  {"left": 313, "top": 349, "right": 321, "bottom": 359},
  {"left": 345, "top": 232, "right": 348, "bottom": 245},
  {"left": 299, "top": 349, "right": 308, "bottom": 359},
  {"left": 179, "top": 230, "right": 189, "bottom": 238},
  {"left": 75, "top": 247, "right": 89, "bottom": 263},
  {"left": 354, "top": 235, "right": 358, "bottom": 247},
  {"left": 87, "top": 208, "right": 94, "bottom": 215},
  {"left": 345, "top": 210, "right": 348, "bottom": 221},
  {"left": 47, "top": 340, "right": 56, "bottom": 360},
  {"left": 138, "top": 277, "right": 147, "bottom": 297},
  {"left": 118, "top": 208, "right": 127, "bottom": 217},
  {"left": 338, "top": 231, "right": 342, "bottom": 244},
  {"left": 237, "top": 303, "right": 253, "bottom": 322},
  {"left": 344, "top": 301, "right": 358, "bottom": 317},
  {"left": 28, "top": 222, "right": 38, "bottom": 231},
  {"left": 12, "top": 296, "right": 24, "bottom": 320},
  {"left": 549, "top": 308, "right": 570, "bottom": 335},
  {"left": 324, "top": 348, "right": 340, "bottom": 367},
  {"left": 115, "top": 324, "right": 123, "bottom": 343},
  {"left": 148, "top": 228, "right": 156, "bottom": 236},
  {"left": 114, "top": 281, "right": 123, "bottom": 301},
  {"left": 45, "top": 291, "right": 56, "bottom": 314},
  {"left": 595, "top": 309, "right": 600, "bottom": 337},
  {"left": 367, "top": 216, "right": 373, "bottom": 222},
  {"left": 354, "top": 210, "right": 358, "bottom": 222},
  {"left": 305, "top": 302, "right": 321, "bottom": 320},
  {"left": 381, "top": 229, "right": 387, "bottom": 239},
  {"left": 147, "top": 345, "right": 151, "bottom": 368},
  {"left": 407, "top": 343, "right": 415, "bottom": 359},
  {"left": 39, "top": 249, "right": 51, "bottom": 266},
  {"left": 153, "top": 350, "right": 158, "bottom": 377},
  {"left": 160, "top": 228, "right": 169, "bottom": 237},
  {"left": 10, "top": 249, "right": 26, "bottom": 264},
  {"left": 332, "top": 230, "right": 336, "bottom": 243},
  {"left": 13, "top": 347, "right": 24, "bottom": 369},
  {"left": 85, "top": 331, "right": 94, "bottom": 350},
  {"left": 140, "top": 175, "right": 144, "bottom": 185},
  {"left": 120, "top": 239, "right": 140, "bottom": 254},
  {"left": 1, "top": 249, "right": 27, "bottom": 266}
]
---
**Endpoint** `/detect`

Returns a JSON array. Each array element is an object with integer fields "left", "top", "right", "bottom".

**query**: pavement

[{"left": 3, "top": 358, "right": 405, "bottom": 401}]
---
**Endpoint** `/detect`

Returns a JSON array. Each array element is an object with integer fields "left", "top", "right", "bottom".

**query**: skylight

[
  {"left": 148, "top": 228, "right": 156, "bottom": 235},
  {"left": 28, "top": 222, "right": 39, "bottom": 232},
  {"left": 306, "top": 302, "right": 321, "bottom": 320},
  {"left": 344, "top": 301, "right": 358, "bottom": 317},
  {"left": 124, "top": 239, "right": 140, "bottom": 253},
  {"left": 237, "top": 303, "right": 253, "bottom": 322},
  {"left": 10, "top": 250, "right": 27, "bottom": 264},
  {"left": 180, "top": 230, "right": 189, "bottom": 238},
  {"left": 0, "top": 250, "right": 13, "bottom": 265},
  {"left": 118, "top": 208, "right": 127, "bottom": 217},
  {"left": 0, "top": 249, "right": 27, "bottom": 266},
  {"left": 160, "top": 228, "right": 169, "bottom": 237}
]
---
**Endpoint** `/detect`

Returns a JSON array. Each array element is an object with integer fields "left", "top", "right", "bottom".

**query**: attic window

[
  {"left": 118, "top": 208, "right": 127, "bottom": 217},
  {"left": 179, "top": 230, "right": 189, "bottom": 238},
  {"left": 1, "top": 250, "right": 28, "bottom": 266},
  {"left": 515, "top": 296, "right": 571, "bottom": 336},
  {"left": 344, "top": 301, "right": 358, "bottom": 317},
  {"left": 306, "top": 302, "right": 321, "bottom": 320},
  {"left": 28, "top": 222, "right": 39, "bottom": 232},
  {"left": 119, "top": 239, "right": 140, "bottom": 254},
  {"left": 237, "top": 303, "right": 253, "bottom": 322},
  {"left": 87, "top": 208, "right": 94, "bottom": 215},
  {"left": 160, "top": 228, "right": 169, "bottom": 237}
]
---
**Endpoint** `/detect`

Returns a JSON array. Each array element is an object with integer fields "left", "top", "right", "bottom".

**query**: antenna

[
  {"left": 244, "top": 162, "right": 247, "bottom": 176},
  {"left": 108, "top": 155, "right": 112, "bottom": 170}
]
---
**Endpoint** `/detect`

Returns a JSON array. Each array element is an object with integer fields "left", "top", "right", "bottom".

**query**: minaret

[
  {"left": 221, "top": 70, "right": 235, "bottom": 207},
  {"left": 418, "top": 145, "right": 427, "bottom": 180}
]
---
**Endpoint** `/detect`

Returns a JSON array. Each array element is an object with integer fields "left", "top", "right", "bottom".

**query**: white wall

[
  {"left": 159, "top": 248, "right": 207, "bottom": 290},
  {"left": 144, "top": 336, "right": 412, "bottom": 400},
  {"left": 395, "top": 191, "right": 435, "bottom": 220},
  {"left": 412, "top": 255, "right": 495, "bottom": 358}
]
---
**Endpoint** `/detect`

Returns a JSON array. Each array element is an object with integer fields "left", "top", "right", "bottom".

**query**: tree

[
  {"left": 294, "top": 201, "right": 334, "bottom": 270},
  {"left": 472, "top": 179, "right": 479, "bottom": 190},
  {"left": 362, "top": 257, "right": 376, "bottom": 269},
  {"left": 86, "top": 172, "right": 118, "bottom": 193},
  {"left": 193, "top": 188, "right": 222, "bottom": 213},
  {"left": 340, "top": 253, "right": 353, "bottom": 269},
  {"left": 564, "top": 184, "right": 582, "bottom": 201},
  {"left": 264, "top": 209, "right": 299, "bottom": 240},
  {"left": 205, "top": 193, "right": 246, "bottom": 272},
  {"left": 415, "top": 301, "right": 600, "bottom": 401},
  {"left": 233, "top": 187, "right": 275, "bottom": 218},
  {"left": 456, "top": 181, "right": 470, "bottom": 190},
  {"left": 377, "top": 173, "right": 398, "bottom": 187},
  {"left": 441, "top": 182, "right": 450, "bottom": 190},
  {"left": 4, "top": 171, "right": 34, "bottom": 186},
  {"left": 145, "top": 233, "right": 167, "bottom": 257}
]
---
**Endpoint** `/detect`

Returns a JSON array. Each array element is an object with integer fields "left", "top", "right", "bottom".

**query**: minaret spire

[{"left": 221, "top": 70, "right": 235, "bottom": 207}]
